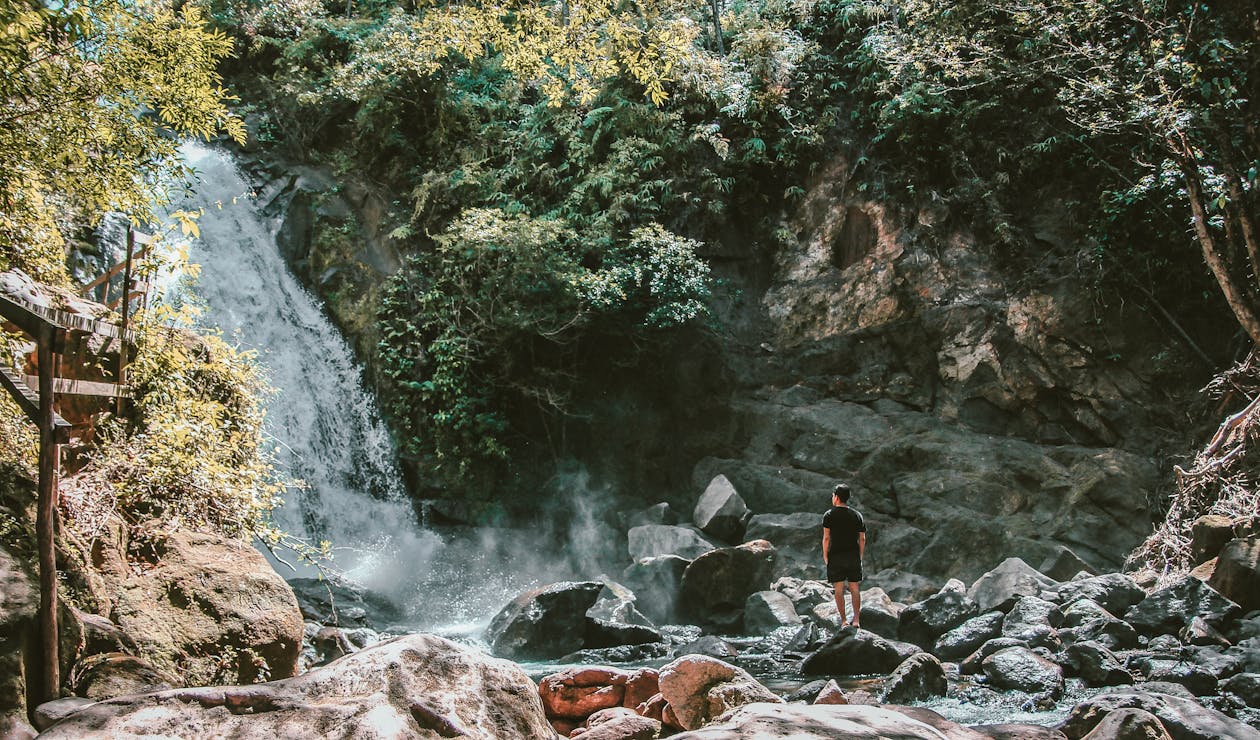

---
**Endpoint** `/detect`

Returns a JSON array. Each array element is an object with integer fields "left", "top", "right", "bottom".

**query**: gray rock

[
  {"left": 31, "top": 698, "right": 96, "bottom": 732},
  {"left": 621, "top": 555, "right": 689, "bottom": 625},
  {"left": 1208, "top": 536, "right": 1260, "bottom": 613},
  {"left": 1126, "top": 655, "right": 1217, "bottom": 696},
  {"left": 1190, "top": 515, "right": 1238, "bottom": 565},
  {"left": 961, "top": 637, "right": 1029, "bottom": 675},
  {"left": 1039, "top": 546, "right": 1096, "bottom": 582},
  {"left": 678, "top": 540, "right": 776, "bottom": 632},
  {"left": 899, "top": 578, "right": 980, "bottom": 649},
  {"left": 801, "top": 628, "right": 922, "bottom": 676},
  {"left": 1062, "top": 641, "right": 1134, "bottom": 687},
  {"left": 1079, "top": 707, "right": 1172, "bottom": 740},
  {"left": 622, "top": 502, "right": 679, "bottom": 529},
  {"left": 1002, "top": 596, "right": 1063, "bottom": 648},
  {"left": 748, "top": 513, "right": 824, "bottom": 579},
  {"left": 560, "top": 642, "right": 672, "bottom": 664},
  {"left": 627, "top": 525, "right": 717, "bottom": 561},
  {"left": 694, "top": 475, "right": 751, "bottom": 544},
  {"left": 1059, "top": 690, "right": 1260, "bottom": 740},
  {"left": 879, "top": 653, "right": 947, "bottom": 703},
  {"left": 933, "top": 611, "right": 1006, "bottom": 661},
  {"left": 771, "top": 576, "right": 832, "bottom": 615},
  {"left": 858, "top": 587, "right": 904, "bottom": 639},
  {"left": 1124, "top": 577, "right": 1241, "bottom": 637},
  {"left": 744, "top": 591, "right": 803, "bottom": 635},
  {"left": 666, "top": 703, "right": 970, "bottom": 739},
  {"left": 485, "top": 580, "right": 603, "bottom": 660},
  {"left": 676, "top": 635, "right": 741, "bottom": 660},
  {"left": 865, "top": 569, "right": 939, "bottom": 604},
  {"left": 969, "top": 557, "right": 1058, "bottom": 613},
  {"left": 1055, "top": 573, "right": 1145, "bottom": 615},
  {"left": 981, "top": 646, "right": 1065, "bottom": 697},
  {"left": 1222, "top": 672, "right": 1260, "bottom": 708}
]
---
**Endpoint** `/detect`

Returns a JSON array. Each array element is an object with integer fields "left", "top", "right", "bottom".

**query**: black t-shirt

[{"left": 822, "top": 506, "right": 866, "bottom": 559}]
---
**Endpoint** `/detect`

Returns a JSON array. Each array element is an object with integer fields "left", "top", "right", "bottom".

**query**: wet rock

[
  {"left": 743, "top": 591, "right": 803, "bottom": 635},
  {"left": 1039, "top": 546, "right": 1096, "bottom": 582},
  {"left": 621, "top": 555, "right": 688, "bottom": 625},
  {"left": 666, "top": 703, "right": 974, "bottom": 739},
  {"left": 486, "top": 580, "right": 603, "bottom": 660},
  {"left": 981, "top": 646, "right": 1064, "bottom": 697},
  {"left": 747, "top": 513, "right": 823, "bottom": 579},
  {"left": 678, "top": 540, "right": 776, "bottom": 632},
  {"left": 287, "top": 577, "right": 401, "bottom": 628},
  {"left": 39, "top": 634, "right": 555, "bottom": 739},
  {"left": 770, "top": 576, "right": 832, "bottom": 615},
  {"left": 585, "top": 618, "right": 664, "bottom": 649},
  {"left": 560, "top": 643, "right": 672, "bottom": 664},
  {"left": 783, "top": 621, "right": 827, "bottom": 654},
  {"left": 539, "top": 666, "right": 629, "bottom": 721},
  {"left": 657, "top": 655, "right": 782, "bottom": 730},
  {"left": 1054, "top": 574, "right": 1145, "bottom": 615},
  {"left": 783, "top": 679, "right": 829, "bottom": 703},
  {"left": 1058, "top": 690, "right": 1260, "bottom": 740},
  {"left": 1222, "top": 672, "right": 1260, "bottom": 707},
  {"left": 1078, "top": 707, "right": 1172, "bottom": 740},
  {"left": 1002, "top": 596, "right": 1063, "bottom": 648},
  {"left": 879, "top": 653, "right": 947, "bottom": 703},
  {"left": 628, "top": 525, "right": 717, "bottom": 562},
  {"left": 588, "top": 581, "right": 655, "bottom": 628},
  {"left": 1123, "top": 577, "right": 1241, "bottom": 637},
  {"left": 675, "top": 635, "right": 740, "bottom": 660},
  {"left": 1062, "top": 641, "right": 1134, "bottom": 687},
  {"left": 1208, "top": 536, "right": 1260, "bottom": 613},
  {"left": 969, "top": 558, "right": 1058, "bottom": 613},
  {"left": 858, "top": 587, "right": 905, "bottom": 639},
  {"left": 961, "top": 637, "right": 1029, "bottom": 675},
  {"left": 694, "top": 475, "right": 750, "bottom": 544},
  {"left": 1126, "top": 656, "right": 1218, "bottom": 696},
  {"left": 1190, "top": 515, "right": 1237, "bottom": 565},
  {"left": 899, "top": 579, "right": 980, "bottom": 649},
  {"left": 801, "top": 627, "right": 921, "bottom": 676},
  {"left": 933, "top": 611, "right": 1006, "bottom": 661}
]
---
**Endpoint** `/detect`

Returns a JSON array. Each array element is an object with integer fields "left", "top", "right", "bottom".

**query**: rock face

[
  {"left": 657, "top": 655, "right": 782, "bottom": 730},
  {"left": 678, "top": 540, "right": 775, "bottom": 632},
  {"left": 39, "top": 634, "right": 555, "bottom": 739},
  {"left": 101, "top": 529, "right": 303, "bottom": 685},
  {"left": 486, "top": 580, "right": 603, "bottom": 660},
  {"left": 693, "top": 475, "right": 750, "bottom": 543}
]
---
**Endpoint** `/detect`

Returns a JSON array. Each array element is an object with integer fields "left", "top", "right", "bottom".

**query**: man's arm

[
  {"left": 858, "top": 532, "right": 866, "bottom": 560},
  {"left": 822, "top": 528, "right": 830, "bottom": 565}
]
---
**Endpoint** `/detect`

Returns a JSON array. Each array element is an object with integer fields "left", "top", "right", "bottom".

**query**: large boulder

[
  {"left": 932, "top": 611, "right": 1005, "bottom": 661},
  {"left": 968, "top": 558, "right": 1057, "bottom": 613},
  {"left": 666, "top": 703, "right": 977, "bottom": 739},
  {"left": 1054, "top": 573, "right": 1145, "bottom": 615},
  {"left": 801, "top": 628, "right": 921, "bottom": 676},
  {"left": 1123, "top": 577, "right": 1241, "bottom": 637},
  {"left": 1058, "top": 690, "right": 1260, "bottom": 740},
  {"left": 878, "top": 653, "right": 947, "bottom": 704},
  {"left": 981, "top": 646, "right": 1065, "bottom": 697},
  {"left": 539, "top": 666, "right": 630, "bottom": 721},
  {"left": 39, "top": 634, "right": 555, "bottom": 739},
  {"left": 657, "top": 655, "right": 782, "bottom": 730},
  {"left": 1078, "top": 708, "right": 1172, "bottom": 740},
  {"left": 1062, "top": 641, "right": 1133, "bottom": 687},
  {"left": 621, "top": 555, "right": 688, "bottom": 625},
  {"left": 678, "top": 540, "right": 776, "bottom": 632},
  {"left": 1058, "top": 598, "right": 1138, "bottom": 651},
  {"left": 746, "top": 513, "right": 822, "bottom": 579},
  {"left": 743, "top": 591, "right": 802, "bottom": 635},
  {"left": 858, "top": 587, "right": 905, "bottom": 639},
  {"left": 627, "top": 525, "right": 717, "bottom": 562},
  {"left": 693, "top": 475, "right": 750, "bottom": 544},
  {"left": 1208, "top": 536, "right": 1260, "bottom": 613},
  {"left": 898, "top": 579, "right": 980, "bottom": 649},
  {"left": 1001, "top": 596, "right": 1063, "bottom": 648},
  {"left": 102, "top": 529, "right": 303, "bottom": 685},
  {"left": 486, "top": 580, "right": 603, "bottom": 659}
]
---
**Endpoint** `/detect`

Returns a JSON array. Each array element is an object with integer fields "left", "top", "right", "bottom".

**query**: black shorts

[{"left": 827, "top": 554, "right": 863, "bottom": 584}]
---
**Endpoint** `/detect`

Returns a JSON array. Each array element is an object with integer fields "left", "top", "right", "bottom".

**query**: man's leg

[
  {"left": 832, "top": 582, "right": 848, "bottom": 625},
  {"left": 848, "top": 582, "right": 861, "bottom": 627}
]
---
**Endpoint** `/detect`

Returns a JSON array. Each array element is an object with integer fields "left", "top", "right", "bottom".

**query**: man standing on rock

[{"left": 822, "top": 483, "right": 866, "bottom": 628}]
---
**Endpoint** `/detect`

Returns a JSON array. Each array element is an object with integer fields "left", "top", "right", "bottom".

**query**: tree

[{"left": 0, "top": 0, "right": 243, "bottom": 283}]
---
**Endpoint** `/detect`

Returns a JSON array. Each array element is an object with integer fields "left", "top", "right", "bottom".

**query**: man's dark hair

[{"left": 832, "top": 483, "right": 851, "bottom": 504}]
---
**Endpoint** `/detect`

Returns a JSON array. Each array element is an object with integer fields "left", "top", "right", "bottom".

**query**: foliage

[
  {"left": 378, "top": 208, "right": 709, "bottom": 488},
  {"left": 0, "top": 0, "right": 243, "bottom": 283}
]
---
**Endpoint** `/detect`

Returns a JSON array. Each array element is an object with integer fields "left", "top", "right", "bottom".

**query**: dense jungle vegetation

[{"left": 211, "top": 0, "right": 1257, "bottom": 499}]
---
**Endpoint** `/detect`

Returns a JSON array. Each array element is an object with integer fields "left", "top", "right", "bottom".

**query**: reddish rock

[
  {"left": 813, "top": 679, "right": 848, "bottom": 705},
  {"left": 623, "top": 668, "right": 660, "bottom": 710},
  {"left": 551, "top": 718, "right": 581, "bottom": 736},
  {"left": 540, "top": 666, "right": 631, "bottom": 720},
  {"left": 637, "top": 693, "right": 667, "bottom": 721},
  {"left": 658, "top": 654, "right": 782, "bottom": 730},
  {"left": 663, "top": 703, "right": 683, "bottom": 731}
]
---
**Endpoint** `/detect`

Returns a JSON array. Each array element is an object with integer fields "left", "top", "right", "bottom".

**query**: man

[{"left": 822, "top": 483, "right": 866, "bottom": 628}]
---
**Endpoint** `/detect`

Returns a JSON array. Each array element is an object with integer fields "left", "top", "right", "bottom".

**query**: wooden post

[
  {"left": 36, "top": 323, "right": 60, "bottom": 703},
  {"left": 116, "top": 228, "right": 135, "bottom": 416}
]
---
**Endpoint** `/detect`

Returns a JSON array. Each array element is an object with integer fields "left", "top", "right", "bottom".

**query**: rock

[
  {"left": 539, "top": 666, "right": 629, "bottom": 720},
  {"left": 981, "top": 646, "right": 1065, "bottom": 697},
  {"left": 801, "top": 628, "right": 921, "bottom": 675},
  {"left": 560, "top": 643, "right": 672, "bottom": 665},
  {"left": 287, "top": 576, "right": 401, "bottom": 627},
  {"left": 770, "top": 576, "right": 832, "bottom": 615},
  {"left": 1222, "top": 672, "right": 1260, "bottom": 707},
  {"left": 311, "top": 626, "right": 355, "bottom": 665},
  {"left": 933, "top": 611, "right": 1006, "bottom": 661},
  {"left": 585, "top": 619, "right": 664, "bottom": 650},
  {"left": 585, "top": 585, "right": 664, "bottom": 648},
  {"left": 101, "top": 530, "right": 303, "bottom": 685},
  {"left": 743, "top": 591, "right": 803, "bottom": 635},
  {"left": 665, "top": 703, "right": 976, "bottom": 739},
  {"left": 1208, "top": 536, "right": 1260, "bottom": 613},
  {"left": 974, "top": 723, "right": 1069, "bottom": 739},
  {"left": 899, "top": 579, "right": 980, "bottom": 649},
  {"left": 1126, "top": 656, "right": 1217, "bottom": 696},
  {"left": 588, "top": 581, "right": 655, "bottom": 628},
  {"left": 1123, "top": 577, "right": 1241, "bottom": 637},
  {"left": 960, "top": 637, "right": 1028, "bottom": 675},
  {"left": 1062, "top": 641, "right": 1134, "bottom": 687},
  {"left": 678, "top": 540, "right": 776, "bottom": 632},
  {"left": 1058, "top": 690, "right": 1260, "bottom": 740},
  {"left": 693, "top": 475, "right": 750, "bottom": 544},
  {"left": 784, "top": 622, "right": 827, "bottom": 654},
  {"left": 1055, "top": 574, "right": 1145, "bottom": 615},
  {"left": 879, "top": 653, "right": 947, "bottom": 703},
  {"left": 1039, "top": 547, "right": 1096, "bottom": 582},
  {"left": 1179, "top": 617, "right": 1229, "bottom": 648},
  {"left": 621, "top": 555, "right": 688, "bottom": 625},
  {"left": 622, "top": 502, "right": 678, "bottom": 529},
  {"left": 657, "top": 655, "right": 782, "bottom": 730},
  {"left": 858, "top": 587, "right": 905, "bottom": 638},
  {"left": 627, "top": 525, "right": 717, "bottom": 562},
  {"left": 579, "top": 708, "right": 662, "bottom": 740},
  {"left": 813, "top": 679, "right": 848, "bottom": 705},
  {"left": 623, "top": 668, "right": 660, "bottom": 711},
  {"left": 72, "top": 653, "right": 175, "bottom": 700},
  {"left": 783, "top": 679, "right": 829, "bottom": 703},
  {"left": 747, "top": 514, "right": 823, "bottom": 579},
  {"left": 675, "top": 635, "right": 740, "bottom": 660},
  {"left": 808, "top": 600, "right": 844, "bottom": 629},
  {"left": 1001, "top": 596, "right": 1063, "bottom": 648},
  {"left": 1190, "top": 515, "right": 1237, "bottom": 565},
  {"left": 1079, "top": 708, "right": 1172, "bottom": 740},
  {"left": 969, "top": 558, "right": 1058, "bottom": 613},
  {"left": 31, "top": 698, "right": 95, "bottom": 732},
  {"left": 69, "top": 607, "right": 135, "bottom": 657},
  {"left": 865, "top": 568, "right": 939, "bottom": 604},
  {"left": 486, "top": 580, "right": 604, "bottom": 660},
  {"left": 39, "top": 634, "right": 555, "bottom": 739},
  {"left": 0, "top": 542, "right": 38, "bottom": 731}
]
